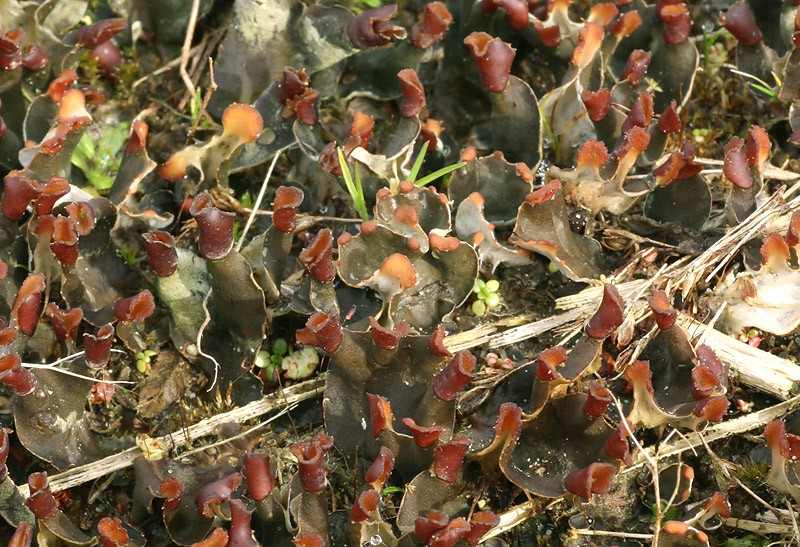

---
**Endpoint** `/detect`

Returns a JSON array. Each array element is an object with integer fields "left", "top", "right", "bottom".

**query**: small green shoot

[
  {"left": 71, "top": 122, "right": 130, "bottom": 193},
  {"left": 381, "top": 486, "right": 404, "bottom": 496},
  {"left": 186, "top": 86, "right": 214, "bottom": 131},
  {"left": 650, "top": 500, "right": 678, "bottom": 523},
  {"left": 408, "top": 140, "right": 429, "bottom": 182},
  {"left": 407, "top": 140, "right": 465, "bottom": 187},
  {"left": 190, "top": 87, "right": 203, "bottom": 125},
  {"left": 117, "top": 243, "right": 143, "bottom": 268},
  {"left": 255, "top": 337, "right": 290, "bottom": 383},
  {"left": 644, "top": 77, "right": 663, "bottom": 94},
  {"left": 691, "top": 128, "right": 710, "bottom": 143},
  {"left": 538, "top": 99, "right": 561, "bottom": 162},
  {"left": 239, "top": 190, "right": 254, "bottom": 209},
  {"left": 272, "top": 337, "right": 288, "bottom": 356},
  {"left": 703, "top": 27, "right": 720, "bottom": 73},
  {"left": 135, "top": 349, "right": 157, "bottom": 375},
  {"left": 414, "top": 161, "right": 466, "bottom": 187},
  {"left": 729, "top": 67, "right": 780, "bottom": 99},
  {"left": 749, "top": 83, "right": 778, "bottom": 99},
  {"left": 337, "top": 148, "right": 369, "bottom": 221},
  {"left": 471, "top": 278, "right": 501, "bottom": 317}
]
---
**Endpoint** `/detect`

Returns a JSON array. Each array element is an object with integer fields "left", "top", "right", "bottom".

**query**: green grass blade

[
  {"left": 337, "top": 148, "right": 358, "bottom": 197},
  {"left": 408, "top": 140, "right": 429, "bottom": 182},
  {"left": 353, "top": 163, "right": 369, "bottom": 220},
  {"left": 749, "top": 83, "right": 777, "bottom": 99},
  {"left": 414, "top": 161, "right": 466, "bottom": 187},
  {"left": 337, "top": 148, "right": 369, "bottom": 220}
]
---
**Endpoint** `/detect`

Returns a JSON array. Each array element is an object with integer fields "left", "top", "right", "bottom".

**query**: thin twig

[
  {"left": 572, "top": 529, "right": 654, "bottom": 540},
  {"left": 239, "top": 209, "right": 364, "bottom": 224},
  {"left": 787, "top": 499, "right": 800, "bottom": 546},
  {"left": 696, "top": 430, "right": 780, "bottom": 517},
  {"left": 22, "top": 349, "right": 134, "bottom": 384},
  {"left": 186, "top": 57, "right": 217, "bottom": 143},
  {"left": 131, "top": 45, "right": 203, "bottom": 89},
  {"left": 622, "top": 395, "right": 800, "bottom": 474},
  {"left": 725, "top": 517, "right": 798, "bottom": 536},
  {"left": 22, "top": 348, "right": 124, "bottom": 368},
  {"left": 480, "top": 500, "right": 536, "bottom": 541},
  {"left": 196, "top": 289, "right": 222, "bottom": 392},
  {"left": 179, "top": 0, "right": 202, "bottom": 106},
  {"left": 177, "top": 404, "right": 296, "bottom": 459},
  {"left": 16, "top": 376, "right": 326, "bottom": 497},
  {"left": 612, "top": 394, "right": 662, "bottom": 546},
  {"left": 701, "top": 191, "right": 789, "bottom": 284},
  {"left": 236, "top": 152, "right": 281, "bottom": 252},
  {"left": 694, "top": 301, "right": 726, "bottom": 348},
  {"left": 22, "top": 364, "right": 134, "bottom": 385},
  {"left": 680, "top": 314, "right": 800, "bottom": 401}
]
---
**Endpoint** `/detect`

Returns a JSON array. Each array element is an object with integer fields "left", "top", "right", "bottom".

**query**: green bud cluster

[
  {"left": 254, "top": 337, "right": 290, "bottom": 381},
  {"left": 471, "top": 279, "right": 501, "bottom": 317}
]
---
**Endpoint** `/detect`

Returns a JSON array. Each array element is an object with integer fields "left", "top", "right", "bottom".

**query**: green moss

[{"left": 735, "top": 461, "right": 769, "bottom": 485}]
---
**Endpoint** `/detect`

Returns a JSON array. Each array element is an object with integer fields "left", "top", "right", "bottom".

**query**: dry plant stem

[
  {"left": 186, "top": 57, "right": 217, "bottom": 142},
  {"left": 236, "top": 151, "right": 281, "bottom": 253},
  {"left": 479, "top": 500, "right": 536, "bottom": 541},
  {"left": 241, "top": 210, "right": 364, "bottom": 224},
  {"left": 22, "top": 349, "right": 134, "bottom": 385},
  {"left": 692, "top": 301, "right": 726, "bottom": 349},
  {"left": 572, "top": 530, "right": 654, "bottom": 540},
  {"left": 697, "top": 429, "right": 780, "bottom": 517},
  {"left": 788, "top": 499, "right": 800, "bottom": 546},
  {"left": 680, "top": 315, "right": 800, "bottom": 400},
  {"left": 131, "top": 44, "right": 202, "bottom": 88},
  {"left": 680, "top": 192, "right": 788, "bottom": 287},
  {"left": 445, "top": 307, "right": 586, "bottom": 352},
  {"left": 488, "top": 504, "right": 658, "bottom": 542},
  {"left": 22, "top": 364, "right": 133, "bottom": 385},
  {"left": 443, "top": 313, "right": 538, "bottom": 351},
  {"left": 699, "top": 192, "right": 790, "bottom": 286},
  {"left": 563, "top": 191, "right": 786, "bottom": 301},
  {"left": 598, "top": 228, "right": 679, "bottom": 250},
  {"left": 735, "top": 477, "right": 778, "bottom": 515},
  {"left": 445, "top": 280, "right": 646, "bottom": 353},
  {"left": 450, "top": 267, "right": 800, "bottom": 400},
  {"left": 622, "top": 394, "right": 800, "bottom": 474},
  {"left": 724, "top": 518, "right": 799, "bottom": 536},
  {"left": 16, "top": 375, "right": 326, "bottom": 497},
  {"left": 555, "top": 280, "right": 644, "bottom": 310},
  {"left": 177, "top": 404, "right": 296, "bottom": 460},
  {"left": 179, "top": 0, "right": 202, "bottom": 108},
  {"left": 198, "top": 289, "right": 222, "bottom": 392},
  {"left": 613, "top": 395, "right": 662, "bottom": 546},
  {"left": 487, "top": 397, "right": 800, "bottom": 542},
  {"left": 694, "top": 157, "right": 800, "bottom": 183}
]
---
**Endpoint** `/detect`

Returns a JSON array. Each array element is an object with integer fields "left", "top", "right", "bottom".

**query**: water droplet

[
  {"left": 370, "top": 535, "right": 383, "bottom": 546},
  {"left": 35, "top": 411, "right": 58, "bottom": 431},
  {"left": 701, "top": 21, "right": 714, "bottom": 33}
]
